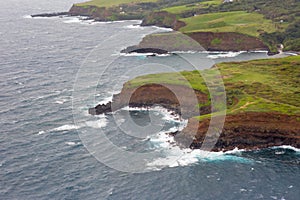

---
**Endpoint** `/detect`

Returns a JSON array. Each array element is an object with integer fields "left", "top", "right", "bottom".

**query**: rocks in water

[
  {"left": 89, "top": 102, "right": 112, "bottom": 115},
  {"left": 31, "top": 12, "right": 69, "bottom": 18},
  {"left": 181, "top": 113, "right": 300, "bottom": 152},
  {"left": 121, "top": 47, "right": 169, "bottom": 55}
]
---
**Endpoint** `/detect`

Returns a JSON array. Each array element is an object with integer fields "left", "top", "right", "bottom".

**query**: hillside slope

[
  {"left": 69, "top": 0, "right": 300, "bottom": 52},
  {"left": 90, "top": 56, "right": 300, "bottom": 151}
]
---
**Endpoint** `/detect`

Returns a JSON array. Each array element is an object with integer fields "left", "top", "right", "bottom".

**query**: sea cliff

[
  {"left": 31, "top": 0, "right": 300, "bottom": 53},
  {"left": 89, "top": 56, "right": 300, "bottom": 151}
]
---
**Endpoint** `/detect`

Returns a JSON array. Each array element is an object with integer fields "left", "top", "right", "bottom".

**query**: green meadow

[
  {"left": 162, "top": 0, "right": 223, "bottom": 14},
  {"left": 126, "top": 56, "right": 300, "bottom": 119},
  {"left": 179, "top": 11, "right": 278, "bottom": 37},
  {"left": 75, "top": 0, "right": 158, "bottom": 8},
  {"left": 74, "top": 0, "right": 300, "bottom": 51}
]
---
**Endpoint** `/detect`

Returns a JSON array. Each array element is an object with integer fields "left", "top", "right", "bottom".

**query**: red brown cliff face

[
  {"left": 69, "top": 5, "right": 112, "bottom": 20},
  {"left": 186, "top": 32, "right": 268, "bottom": 52},
  {"left": 186, "top": 112, "right": 300, "bottom": 151},
  {"left": 69, "top": 5, "right": 268, "bottom": 52},
  {"left": 123, "top": 31, "right": 269, "bottom": 54},
  {"left": 111, "top": 84, "right": 209, "bottom": 119},
  {"left": 141, "top": 11, "right": 186, "bottom": 30},
  {"left": 90, "top": 84, "right": 300, "bottom": 152}
]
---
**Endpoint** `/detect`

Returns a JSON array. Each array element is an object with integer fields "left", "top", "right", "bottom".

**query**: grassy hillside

[
  {"left": 126, "top": 56, "right": 300, "bottom": 118},
  {"left": 161, "top": 0, "right": 300, "bottom": 52},
  {"left": 75, "top": 0, "right": 158, "bottom": 8},
  {"left": 179, "top": 11, "right": 278, "bottom": 37},
  {"left": 162, "top": 0, "right": 222, "bottom": 14},
  {"left": 73, "top": 0, "right": 300, "bottom": 52}
]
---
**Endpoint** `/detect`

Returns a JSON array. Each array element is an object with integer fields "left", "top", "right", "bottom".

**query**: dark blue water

[{"left": 1, "top": 0, "right": 299, "bottom": 199}]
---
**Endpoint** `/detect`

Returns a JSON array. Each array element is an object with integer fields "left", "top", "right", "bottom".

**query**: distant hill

[{"left": 70, "top": 0, "right": 300, "bottom": 52}]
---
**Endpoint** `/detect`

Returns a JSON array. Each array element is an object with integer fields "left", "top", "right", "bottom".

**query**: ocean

[{"left": 1, "top": 0, "right": 299, "bottom": 199}]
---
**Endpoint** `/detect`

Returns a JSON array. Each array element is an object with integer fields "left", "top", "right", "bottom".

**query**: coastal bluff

[{"left": 89, "top": 56, "right": 300, "bottom": 152}]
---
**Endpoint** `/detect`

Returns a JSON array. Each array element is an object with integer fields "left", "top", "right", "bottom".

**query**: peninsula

[
  {"left": 32, "top": 0, "right": 300, "bottom": 54},
  {"left": 31, "top": 1, "right": 300, "bottom": 151},
  {"left": 90, "top": 56, "right": 300, "bottom": 151}
]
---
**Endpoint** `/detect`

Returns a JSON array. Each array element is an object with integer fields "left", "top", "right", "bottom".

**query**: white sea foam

[
  {"left": 275, "top": 151, "right": 285, "bottom": 155},
  {"left": 121, "top": 106, "right": 186, "bottom": 125},
  {"left": 65, "top": 141, "right": 81, "bottom": 146},
  {"left": 23, "top": 15, "right": 32, "bottom": 19},
  {"left": 147, "top": 127, "right": 251, "bottom": 170},
  {"left": 55, "top": 99, "right": 68, "bottom": 104},
  {"left": 93, "top": 20, "right": 135, "bottom": 24},
  {"left": 250, "top": 50, "right": 268, "bottom": 53},
  {"left": 172, "top": 50, "right": 198, "bottom": 54},
  {"left": 271, "top": 145, "right": 300, "bottom": 153},
  {"left": 207, "top": 51, "right": 245, "bottom": 59},
  {"left": 285, "top": 52, "right": 299, "bottom": 56},
  {"left": 156, "top": 54, "right": 171, "bottom": 57},
  {"left": 124, "top": 24, "right": 145, "bottom": 29},
  {"left": 97, "top": 96, "right": 113, "bottom": 105},
  {"left": 224, "top": 147, "right": 246, "bottom": 155},
  {"left": 121, "top": 52, "right": 170, "bottom": 57},
  {"left": 63, "top": 17, "right": 81, "bottom": 24},
  {"left": 153, "top": 26, "right": 173, "bottom": 32},
  {"left": 85, "top": 118, "right": 108, "bottom": 128},
  {"left": 147, "top": 145, "right": 251, "bottom": 170},
  {"left": 110, "top": 20, "right": 129, "bottom": 23},
  {"left": 53, "top": 124, "right": 80, "bottom": 131},
  {"left": 147, "top": 134, "right": 300, "bottom": 170},
  {"left": 62, "top": 16, "right": 98, "bottom": 25},
  {"left": 37, "top": 130, "right": 45, "bottom": 135},
  {"left": 38, "top": 116, "right": 107, "bottom": 135}
]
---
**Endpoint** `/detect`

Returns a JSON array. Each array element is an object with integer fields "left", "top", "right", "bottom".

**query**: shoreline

[
  {"left": 88, "top": 56, "right": 300, "bottom": 152},
  {"left": 89, "top": 83, "right": 300, "bottom": 152},
  {"left": 30, "top": 11, "right": 300, "bottom": 153},
  {"left": 89, "top": 93, "right": 300, "bottom": 153},
  {"left": 30, "top": 12, "right": 289, "bottom": 55}
]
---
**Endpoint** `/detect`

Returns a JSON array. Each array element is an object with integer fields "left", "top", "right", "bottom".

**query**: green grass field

[
  {"left": 180, "top": 11, "right": 278, "bottom": 37},
  {"left": 126, "top": 56, "right": 300, "bottom": 118},
  {"left": 162, "top": 0, "right": 223, "bottom": 14},
  {"left": 162, "top": 4, "right": 198, "bottom": 14},
  {"left": 125, "top": 71, "right": 208, "bottom": 92},
  {"left": 218, "top": 56, "right": 300, "bottom": 115},
  {"left": 75, "top": 0, "right": 157, "bottom": 8}
]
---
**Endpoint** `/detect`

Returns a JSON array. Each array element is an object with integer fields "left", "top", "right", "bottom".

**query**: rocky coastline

[
  {"left": 32, "top": 5, "right": 269, "bottom": 53},
  {"left": 32, "top": 4, "right": 300, "bottom": 152},
  {"left": 89, "top": 83, "right": 209, "bottom": 119},
  {"left": 89, "top": 82, "right": 300, "bottom": 152}
]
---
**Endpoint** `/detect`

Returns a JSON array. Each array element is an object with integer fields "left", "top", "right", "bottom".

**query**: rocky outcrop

[
  {"left": 121, "top": 31, "right": 206, "bottom": 54},
  {"left": 32, "top": 4, "right": 268, "bottom": 52},
  {"left": 31, "top": 12, "right": 69, "bottom": 18},
  {"left": 122, "top": 47, "right": 169, "bottom": 55},
  {"left": 32, "top": 4, "right": 148, "bottom": 21},
  {"left": 141, "top": 11, "right": 186, "bottom": 30},
  {"left": 89, "top": 83, "right": 300, "bottom": 152},
  {"left": 186, "top": 112, "right": 300, "bottom": 151},
  {"left": 187, "top": 32, "right": 269, "bottom": 52},
  {"left": 69, "top": 5, "right": 115, "bottom": 21},
  {"left": 125, "top": 32, "right": 269, "bottom": 54},
  {"left": 122, "top": 31, "right": 268, "bottom": 54},
  {"left": 89, "top": 83, "right": 209, "bottom": 119}
]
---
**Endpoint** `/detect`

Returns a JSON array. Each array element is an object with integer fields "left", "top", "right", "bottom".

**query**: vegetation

[
  {"left": 179, "top": 11, "right": 277, "bottom": 37},
  {"left": 75, "top": 0, "right": 202, "bottom": 8},
  {"left": 74, "top": 0, "right": 300, "bottom": 52},
  {"left": 75, "top": 0, "right": 158, "bottom": 8},
  {"left": 261, "top": 20, "right": 300, "bottom": 52},
  {"left": 162, "top": 0, "right": 222, "bottom": 14},
  {"left": 178, "top": 0, "right": 300, "bottom": 52},
  {"left": 159, "top": 0, "right": 300, "bottom": 52},
  {"left": 126, "top": 56, "right": 300, "bottom": 118}
]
